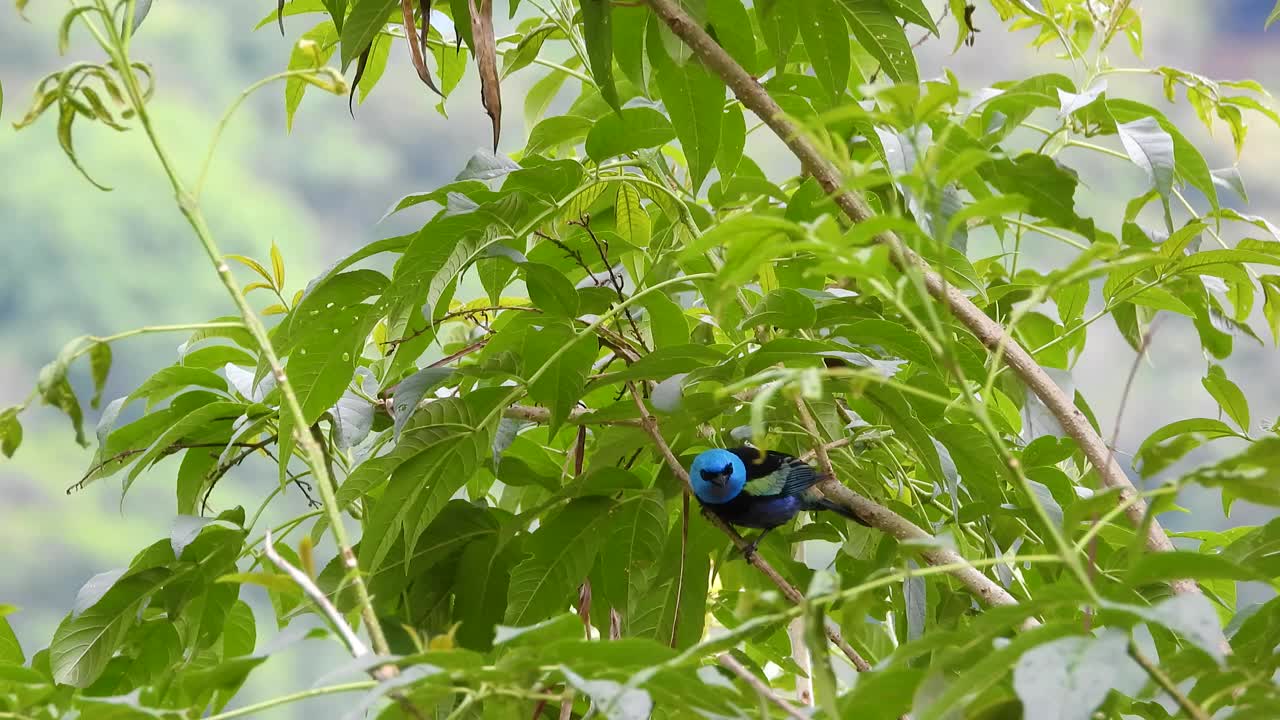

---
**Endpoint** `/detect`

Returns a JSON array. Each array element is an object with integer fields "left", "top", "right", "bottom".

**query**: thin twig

[
  {"left": 263, "top": 529, "right": 369, "bottom": 656},
  {"left": 571, "top": 216, "right": 648, "bottom": 352},
  {"left": 502, "top": 404, "right": 641, "bottom": 426},
  {"left": 642, "top": 0, "right": 1200, "bottom": 600},
  {"left": 717, "top": 653, "right": 808, "bottom": 720},
  {"left": 262, "top": 529, "right": 427, "bottom": 719},
  {"left": 1128, "top": 642, "right": 1212, "bottom": 720},
  {"left": 1087, "top": 318, "right": 1161, "bottom": 631}
]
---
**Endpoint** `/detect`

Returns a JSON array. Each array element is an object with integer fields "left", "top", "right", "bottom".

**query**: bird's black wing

[
  {"left": 726, "top": 446, "right": 783, "bottom": 480},
  {"left": 728, "top": 447, "right": 823, "bottom": 498}
]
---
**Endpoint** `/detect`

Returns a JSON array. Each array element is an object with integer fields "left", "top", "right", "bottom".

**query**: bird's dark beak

[{"left": 710, "top": 472, "right": 730, "bottom": 487}]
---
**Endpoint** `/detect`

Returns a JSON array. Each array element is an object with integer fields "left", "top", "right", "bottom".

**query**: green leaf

[
  {"left": 50, "top": 568, "right": 170, "bottom": 688},
  {"left": 716, "top": 103, "right": 746, "bottom": 182},
  {"left": 455, "top": 535, "right": 525, "bottom": 651},
  {"left": 359, "top": 399, "right": 489, "bottom": 574},
  {"left": 1202, "top": 364, "right": 1250, "bottom": 432},
  {"left": 1263, "top": 274, "right": 1280, "bottom": 344},
  {"left": 523, "top": 322, "right": 597, "bottom": 435},
  {"left": 506, "top": 497, "right": 617, "bottom": 626},
  {"left": 391, "top": 367, "right": 455, "bottom": 441},
  {"left": 527, "top": 115, "right": 594, "bottom": 156},
  {"left": 598, "top": 492, "right": 667, "bottom": 616},
  {"left": 354, "top": 32, "right": 391, "bottom": 104},
  {"left": 654, "top": 57, "right": 724, "bottom": 193},
  {"left": 933, "top": 424, "right": 1009, "bottom": 504},
  {"left": 741, "top": 288, "right": 817, "bottom": 330},
  {"left": 288, "top": 305, "right": 380, "bottom": 426},
  {"left": 640, "top": 292, "right": 689, "bottom": 349},
  {"left": 524, "top": 262, "right": 580, "bottom": 318},
  {"left": 1116, "top": 116, "right": 1175, "bottom": 201},
  {"left": 839, "top": 0, "right": 918, "bottom": 84},
  {"left": 0, "top": 406, "right": 23, "bottom": 459},
  {"left": 885, "top": 0, "right": 938, "bottom": 34},
  {"left": 0, "top": 615, "right": 22, "bottom": 665},
  {"left": 1143, "top": 594, "right": 1228, "bottom": 665},
  {"left": 1268, "top": 1, "right": 1280, "bottom": 29},
  {"left": 866, "top": 387, "right": 945, "bottom": 487},
  {"left": 916, "top": 622, "right": 1082, "bottom": 720},
  {"left": 1011, "top": 631, "right": 1146, "bottom": 720},
  {"left": 1107, "top": 99, "right": 1219, "bottom": 214},
  {"left": 386, "top": 209, "right": 504, "bottom": 335},
  {"left": 1133, "top": 417, "right": 1240, "bottom": 477},
  {"left": 601, "top": 344, "right": 727, "bottom": 383},
  {"left": 707, "top": 0, "right": 759, "bottom": 74},
  {"left": 87, "top": 341, "right": 111, "bottom": 410},
  {"left": 579, "top": 0, "right": 619, "bottom": 111},
  {"left": 629, "top": 517, "right": 716, "bottom": 647},
  {"left": 756, "top": 0, "right": 798, "bottom": 69},
  {"left": 125, "top": 401, "right": 246, "bottom": 494},
  {"left": 1184, "top": 436, "right": 1280, "bottom": 507},
  {"left": 585, "top": 107, "right": 676, "bottom": 163},
  {"left": 981, "top": 154, "right": 1099, "bottom": 241},
  {"left": 525, "top": 56, "right": 574, "bottom": 126},
  {"left": 1127, "top": 550, "right": 1268, "bottom": 585},
  {"left": 614, "top": 184, "right": 652, "bottom": 247},
  {"left": 796, "top": 0, "right": 850, "bottom": 101},
  {"left": 127, "top": 366, "right": 228, "bottom": 410},
  {"left": 561, "top": 667, "right": 654, "bottom": 720},
  {"left": 285, "top": 21, "right": 339, "bottom": 131},
  {"left": 339, "top": 0, "right": 396, "bottom": 70}
]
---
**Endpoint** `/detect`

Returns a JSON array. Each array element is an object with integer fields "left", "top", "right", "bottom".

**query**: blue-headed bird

[{"left": 689, "top": 446, "right": 868, "bottom": 556}]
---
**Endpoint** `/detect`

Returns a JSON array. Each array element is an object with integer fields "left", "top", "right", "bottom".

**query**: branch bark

[
  {"left": 793, "top": 398, "right": 1033, "bottom": 619},
  {"left": 642, "top": 0, "right": 1198, "bottom": 598},
  {"left": 717, "top": 653, "right": 808, "bottom": 720}
]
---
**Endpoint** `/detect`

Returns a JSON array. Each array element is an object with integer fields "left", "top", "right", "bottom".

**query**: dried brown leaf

[
  {"left": 468, "top": 0, "right": 501, "bottom": 151},
  {"left": 400, "top": 0, "right": 443, "bottom": 95}
]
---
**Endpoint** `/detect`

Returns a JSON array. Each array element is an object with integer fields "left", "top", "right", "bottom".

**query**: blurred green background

[{"left": 2, "top": 1, "right": 1277, "bottom": 717}]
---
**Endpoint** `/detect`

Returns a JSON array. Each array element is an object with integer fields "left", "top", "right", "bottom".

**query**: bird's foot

[{"left": 740, "top": 540, "right": 760, "bottom": 563}]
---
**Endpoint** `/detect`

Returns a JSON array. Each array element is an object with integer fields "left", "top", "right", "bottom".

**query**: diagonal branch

[
  {"left": 793, "top": 397, "right": 1033, "bottom": 622},
  {"left": 717, "top": 653, "right": 808, "bottom": 720},
  {"left": 642, "top": 0, "right": 1199, "bottom": 599},
  {"left": 629, "top": 388, "right": 873, "bottom": 671},
  {"left": 262, "top": 531, "right": 427, "bottom": 720}
]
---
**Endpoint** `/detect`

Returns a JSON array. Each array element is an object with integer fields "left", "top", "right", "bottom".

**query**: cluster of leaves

[{"left": 4, "top": 0, "right": 1280, "bottom": 719}]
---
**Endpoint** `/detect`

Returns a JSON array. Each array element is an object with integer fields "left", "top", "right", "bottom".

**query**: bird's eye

[{"left": 721, "top": 464, "right": 733, "bottom": 475}]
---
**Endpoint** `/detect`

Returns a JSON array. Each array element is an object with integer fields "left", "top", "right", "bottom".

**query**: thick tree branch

[
  {"left": 642, "top": 0, "right": 1198, "bottom": 598},
  {"left": 630, "top": 389, "right": 873, "bottom": 672}
]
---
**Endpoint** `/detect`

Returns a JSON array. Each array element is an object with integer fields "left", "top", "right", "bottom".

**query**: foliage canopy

[{"left": 4, "top": 0, "right": 1280, "bottom": 718}]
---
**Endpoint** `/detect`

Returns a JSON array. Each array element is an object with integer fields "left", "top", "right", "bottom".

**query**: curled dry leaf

[
  {"left": 468, "top": 0, "right": 501, "bottom": 151},
  {"left": 400, "top": 0, "right": 443, "bottom": 96}
]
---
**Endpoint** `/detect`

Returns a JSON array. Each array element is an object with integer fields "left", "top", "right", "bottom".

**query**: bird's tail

[{"left": 809, "top": 496, "right": 871, "bottom": 528}]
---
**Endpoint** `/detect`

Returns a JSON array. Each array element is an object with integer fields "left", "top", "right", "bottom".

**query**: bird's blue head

[{"left": 689, "top": 449, "right": 746, "bottom": 504}]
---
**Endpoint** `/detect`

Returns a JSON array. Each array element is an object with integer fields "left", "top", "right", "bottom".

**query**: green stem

[
  {"left": 1002, "top": 217, "right": 1090, "bottom": 251},
  {"left": 69, "top": 322, "right": 245, "bottom": 361},
  {"left": 195, "top": 69, "right": 336, "bottom": 199},
  {"left": 202, "top": 681, "right": 377, "bottom": 720},
  {"left": 1072, "top": 486, "right": 1176, "bottom": 554},
  {"left": 91, "top": 0, "right": 390, "bottom": 658},
  {"left": 1128, "top": 642, "right": 1212, "bottom": 720}
]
